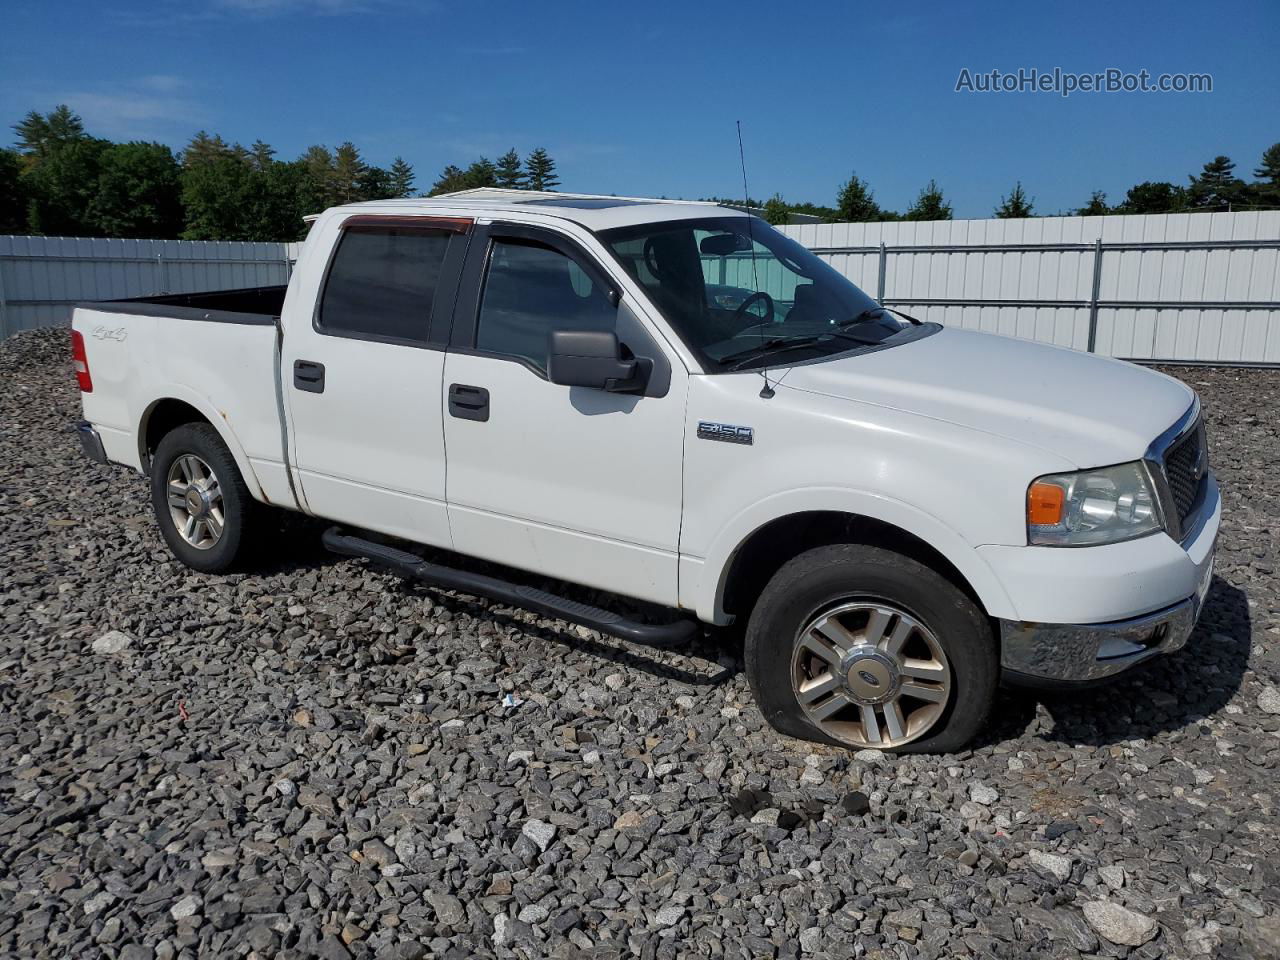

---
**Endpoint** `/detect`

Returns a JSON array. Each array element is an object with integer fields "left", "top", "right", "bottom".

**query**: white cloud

[
  {"left": 215, "top": 0, "right": 422, "bottom": 15},
  {"left": 53, "top": 78, "right": 207, "bottom": 141}
]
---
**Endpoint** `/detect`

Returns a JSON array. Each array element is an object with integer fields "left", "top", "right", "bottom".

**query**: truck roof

[{"left": 324, "top": 188, "right": 753, "bottom": 232}]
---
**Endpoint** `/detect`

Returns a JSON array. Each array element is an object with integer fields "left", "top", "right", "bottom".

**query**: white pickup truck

[{"left": 72, "top": 189, "right": 1219, "bottom": 753}]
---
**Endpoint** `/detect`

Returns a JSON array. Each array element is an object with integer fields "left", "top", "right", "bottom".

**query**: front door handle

[
  {"left": 448, "top": 383, "right": 489, "bottom": 422},
  {"left": 294, "top": 360, "right": 326, "bottom": 393}
]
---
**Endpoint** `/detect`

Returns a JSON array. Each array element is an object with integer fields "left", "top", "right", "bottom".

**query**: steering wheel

[
  {"left": 732, "top": 291, "right": 775, "bottom": 328},
  {"left": 642, "top": 237, "right": 667, "bottom": 281}
]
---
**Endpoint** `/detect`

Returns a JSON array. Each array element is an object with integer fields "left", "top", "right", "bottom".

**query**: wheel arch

[
  {"left": 137, "top": 391, "right": 265, "bottom": 501},
  {"left": 699, "top": 490, "right": 1017, "bottom": 626}
]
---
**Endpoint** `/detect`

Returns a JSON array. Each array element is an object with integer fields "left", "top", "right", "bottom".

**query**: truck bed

[{"left": 86, "top": 285, "right": 288, "bottom": 324}]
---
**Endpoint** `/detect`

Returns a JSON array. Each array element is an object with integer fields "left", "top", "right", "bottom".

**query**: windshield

[{"left": 599, "top": 216, "right": 913, "bottom": 372}]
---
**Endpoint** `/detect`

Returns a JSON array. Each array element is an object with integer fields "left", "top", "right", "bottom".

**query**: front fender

[{"left": 693, "top": 486, "right": 1017, "bottom": 624}]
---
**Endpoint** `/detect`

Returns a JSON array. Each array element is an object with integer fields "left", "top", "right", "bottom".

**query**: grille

[{"left": 1163, "top": 419, "right": 1207, "bottom": 522}]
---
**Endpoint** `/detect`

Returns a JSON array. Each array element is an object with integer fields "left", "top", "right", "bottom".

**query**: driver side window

[{"left": 476, "top": 239, "right": 616, "bottom": 375}]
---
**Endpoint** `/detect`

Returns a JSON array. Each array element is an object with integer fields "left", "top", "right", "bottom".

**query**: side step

[{"left": 322, "top": 527, "right": 699, "bottom": 647}]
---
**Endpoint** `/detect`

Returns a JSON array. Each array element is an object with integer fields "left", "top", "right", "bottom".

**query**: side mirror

[{"left": 548, "top": 330, "right": 647, "bottom": 393}]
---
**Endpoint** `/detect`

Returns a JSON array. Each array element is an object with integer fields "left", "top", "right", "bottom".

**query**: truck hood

[{"left": 777, "top": 327, "right": 1194, "bottom": 468}]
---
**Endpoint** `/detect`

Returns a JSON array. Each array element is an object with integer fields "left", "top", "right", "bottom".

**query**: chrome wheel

[
  {"left": 165, "top": 454, "right": 224, "bottom": 550},
  {"left": 791, "top": 600, "right": 952, "bottom": 749}
]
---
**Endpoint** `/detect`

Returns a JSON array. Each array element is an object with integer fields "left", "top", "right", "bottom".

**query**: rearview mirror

[
  {"left": 699, "top": 233, "right": 752, "bottom": 256},
  {"left": 547, "top": 330, "right": 647, "bottom": 393}
]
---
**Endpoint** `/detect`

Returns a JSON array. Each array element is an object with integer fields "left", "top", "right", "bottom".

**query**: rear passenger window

[
  {"left": 476, "top": 239, "right": 616, "bottom": 373},
  {"left": 318, "top": 227, "right": 452, "bottom": 343}
]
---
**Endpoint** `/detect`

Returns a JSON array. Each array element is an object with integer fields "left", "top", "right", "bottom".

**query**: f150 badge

[{"left": 697, "top": 421, "right": 754, "bottom": 445}]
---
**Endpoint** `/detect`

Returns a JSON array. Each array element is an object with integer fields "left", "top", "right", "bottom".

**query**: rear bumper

[{"left": 75, "top": 420, "right": 108, "bottom": 464}]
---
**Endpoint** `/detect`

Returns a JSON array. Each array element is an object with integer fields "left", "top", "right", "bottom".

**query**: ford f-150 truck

[{"left": 71, "top": 189, "right": 1219, "bottom": 753}]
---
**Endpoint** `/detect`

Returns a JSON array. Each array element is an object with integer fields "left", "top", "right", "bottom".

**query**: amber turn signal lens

[{"left": 1027, "top": 481, "right": 1066, "bottom": 526}]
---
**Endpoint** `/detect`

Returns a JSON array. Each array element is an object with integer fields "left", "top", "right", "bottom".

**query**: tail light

[{"left": 71, "top": 329, "right": 93, "bottom": 392}]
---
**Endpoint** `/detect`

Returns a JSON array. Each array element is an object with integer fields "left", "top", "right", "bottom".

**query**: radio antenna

[{"left": 736, "top": 121, "right": 774, "bottom": 398}]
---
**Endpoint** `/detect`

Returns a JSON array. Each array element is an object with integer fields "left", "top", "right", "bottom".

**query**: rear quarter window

[{"left": 318, "top": 227, "right": 453, "bottom": 343}]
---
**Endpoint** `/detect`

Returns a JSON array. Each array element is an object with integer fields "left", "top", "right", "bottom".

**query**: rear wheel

[
  {"left": 150, "top": 423, "right": 260, "bottom": 573},
  {"left": 745, "top": 543, "right": 997, "bottom": 753}
]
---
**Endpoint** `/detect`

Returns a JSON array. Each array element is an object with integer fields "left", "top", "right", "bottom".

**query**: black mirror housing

[{"left": 548, "top": 330, "right": 646, "bottom": 393}]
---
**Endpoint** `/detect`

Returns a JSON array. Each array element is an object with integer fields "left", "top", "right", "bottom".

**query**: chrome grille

[{"left": 1163, "top": 418, "right": 1207, "bottom": 523}]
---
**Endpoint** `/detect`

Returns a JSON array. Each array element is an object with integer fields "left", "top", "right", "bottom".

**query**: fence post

[
  {"left": 876, "top": 241, "right": 887, "bottom": 301},
  {"left": 0, "top": 256, "right": 8, "bottom": 340},
  {"left": 1086, "top": 237, "right": 1104, "bottom": 353}
]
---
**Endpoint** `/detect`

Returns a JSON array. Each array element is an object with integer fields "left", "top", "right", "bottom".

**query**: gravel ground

[{"left": 1, "top": 325, "right": 1279, "bottom": 960}]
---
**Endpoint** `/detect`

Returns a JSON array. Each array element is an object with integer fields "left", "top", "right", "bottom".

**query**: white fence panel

[
  {"left": 0, "top": 235, "right": 293, "bottom": 339},
  {"left": 782, "top": 210, "right": 1280, "bottom": 365}
]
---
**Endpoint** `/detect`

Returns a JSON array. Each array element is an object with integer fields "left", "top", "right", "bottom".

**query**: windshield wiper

[
  {"left": 841, "top": 305, "right": 922, "bottom": 328},
  {"left": 719, "top": 330, "right": 881, "bottom": 371},
  {"left": 719, "top": 336, "right": 825, "bottom": 371}
]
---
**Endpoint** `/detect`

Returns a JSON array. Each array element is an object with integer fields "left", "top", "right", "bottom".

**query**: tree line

[
  {"left": 0, "top": 105, "right": 564, "bottom": 241},
  {"left": 2, "top": 105, "right": 1277, "bottom": 238},
  {"left": 753, "top": 143, "right": 1280, "bottom": 224}
]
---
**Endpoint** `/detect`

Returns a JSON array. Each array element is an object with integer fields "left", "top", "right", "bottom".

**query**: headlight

[{"left": 1026, "top": 462, "right": 1163, "bottom": 546}]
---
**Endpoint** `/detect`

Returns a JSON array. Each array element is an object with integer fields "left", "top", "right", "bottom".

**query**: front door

[
  {"left": 442, "top": 223, "right": 686, "bottom": 606},
  {"left": 281, "top": 214, "right": 469, "bottom": 547}
]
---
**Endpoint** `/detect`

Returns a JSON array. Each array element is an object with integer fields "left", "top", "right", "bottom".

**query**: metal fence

[
  {"left": 0, "top": 235, "right": 300, "bottom": 339},
  {"left": 779, "top": 210, "right": 1280, "bottom": 365}
]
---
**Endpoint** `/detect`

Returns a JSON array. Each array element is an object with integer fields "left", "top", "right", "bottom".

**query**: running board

[{"left": 322, "top": 527, "right": 698, "bottom": 647}]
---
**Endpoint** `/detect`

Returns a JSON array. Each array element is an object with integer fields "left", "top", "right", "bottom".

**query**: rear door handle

[
  {"left": 449, "top": 383, "right": 489, "bottom": 422},
  {"left": 294, "top": 360, "right": 326, "bottom": 393}
]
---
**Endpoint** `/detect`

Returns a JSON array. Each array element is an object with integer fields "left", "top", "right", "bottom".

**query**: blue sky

[{"left": 3, "top": 0, "right": 1277, "bottom": 218}]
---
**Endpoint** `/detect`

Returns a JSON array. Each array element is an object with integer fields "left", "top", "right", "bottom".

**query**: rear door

[
  {"left": 280, "top": 214, "right": 470, "bottom": 547},
  {"left": 441, "top": 222, "right": 687, "bottom": 606}
]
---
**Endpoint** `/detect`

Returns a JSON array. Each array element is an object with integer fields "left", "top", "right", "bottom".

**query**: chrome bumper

[
  {"left": 1000, "top": 545, "right": 1214, "bottom": 684},
  {"left": 75, "top": 420, "right": 108, "bottom": 464}
]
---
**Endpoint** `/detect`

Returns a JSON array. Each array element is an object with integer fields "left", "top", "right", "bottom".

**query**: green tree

[
  {"left": 181, "top": 151, "right": 252, "bottom": 239},
  {"left": 22, "top": 137, "right": 108, "bottom": 235},
  {"left": 298, "top": 145, "right": 336, "bottom": 207},
  {"left": 13, "top": 104, "right": 87, "bottom": 161},
  {"left": 249, "top": 140, "right": 275, "bottom": 172},
  {"left": 388, "top": 156, "right": 415, "bottom": 198},
  {"left": 429, "top": 164, "right": 467, "bottom": 196},
  {"left": 1116, "top": 181, "right": 1187, "bottom": 214},
  {"left": 835, "top": 171, "right": 881, "bottom": 221},
  {"left": 762, "top": 193, "right": 789, "bottom": 225},
  {"left": 87, "top": 141, "right": 183, "bottom": 238},
  {"left": 905, "top": 180, "right": 952, "bottom": 221},
  {"left": 525, "top": 147, "right": 559, "bottom": 191},
  {"left": 182, "top": 131, "right": 233, "bottom": 168},
  {"left": 463, "top": 157, "right": 497, "bottom": 189},
  {"left": 358, "top": 165, "right": 392, "bottom": 201},
  {"left": 0, "top": 148, "right": 26, "bottom": 232},
  {"left": 994, "top": 181, "right": 1034, "bottom": 218},
  {"left": 1255, "top": 143, "right": 1280, "bottom": 185},
  {"left": 495, "top": 148, "right": 524, "bottom": 189},
  {"left": 1188, "top": 155, "right": 1245, "bottom": 210},
  {"left": 332, "top": 142, "right": 367, "bottom": 204},
  {"left": 1076, "top": 190, "right": 1110, "bottom": 216}
]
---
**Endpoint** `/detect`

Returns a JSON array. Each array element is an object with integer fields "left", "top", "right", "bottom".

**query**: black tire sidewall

[
  {"left": 745, "top": 543, "right": 997, "bottom": 754},
  {"left": 150, "top": 424, "right": 252, "bottom": 573}
]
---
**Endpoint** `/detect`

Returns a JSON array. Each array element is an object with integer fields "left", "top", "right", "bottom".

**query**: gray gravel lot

[{"left": 1, "top": 326, "right": 1278, "bottom": 960}]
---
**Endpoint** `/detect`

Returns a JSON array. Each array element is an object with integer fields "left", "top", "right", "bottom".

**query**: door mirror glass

[{"left": 547, "top": 329, "right": 646, "bottom": 393}]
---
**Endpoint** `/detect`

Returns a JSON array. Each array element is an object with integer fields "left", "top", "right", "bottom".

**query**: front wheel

[
  {"left": 745, "top": 543, "right": 997, "bottom": 753},
  {"left": 150, "top": 423, "right": 261, "bottom": 573}
]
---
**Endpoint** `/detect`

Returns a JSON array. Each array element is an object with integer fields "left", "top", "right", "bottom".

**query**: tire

[
  {"left": 150, "top": 423, "right": 261, "bottom": 574},
  {"left": 744, "top": 543, "right": 997, "bottom": 754}
]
